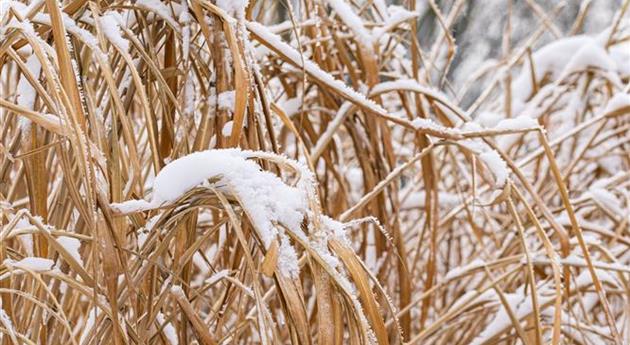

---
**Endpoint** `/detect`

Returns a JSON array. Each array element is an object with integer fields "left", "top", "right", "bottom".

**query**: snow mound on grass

[{"left": 112, "top": 149, "right": 314, "bottom": 277}]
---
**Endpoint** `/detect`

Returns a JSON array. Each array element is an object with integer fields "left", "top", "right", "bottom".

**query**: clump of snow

[
  {"left": 559, "top": 41, "right": 615, "bottom": 78},
  {"left": 156, "top": 312, "right": 178, "bottom": 345},
  {"left": 475, "top": 111, "right": 502, "bottom": 128},
  {"left": 373, "top": 5, "right": 418, "bottom": 39},
  {"left": 445, "top": 258, "right": 486, "bottom": 280},
  {"left": 114, "top": 149, "right": 310, "bottom": 277},
  {"left": 221, "top": 120, "right": 234, "bottom": 137},
  {"left": 206, "top": 269, "right": 230, "bottom": 285},
  {"left": 324, "top": 0, "right": 373, "bottom": 47},
  {"left": 511, "top": 31, "right": 625, "bottom": 104},
  {"left": 100, "top": 12, "right": 130, "bottom": 52},
  {"left": 279, "top": 97, "right": 302, "bottom": 117},
  {"left": 604, "top": 92, "right": 630, "bottom": 113},
  {"left": 216, "top": 0, "right": 249, "bottom": 19},
  {"left": 588, "top": 187, "right": 624, "bottom": 216},
  {"left": 4, "top": 257, "right": 54, "bottom": 272},
  {"left": 411, "top": 118, "right": 461, "bottom": 137},
  {"left": 0, "top": 307, "right": 14, "bottom": 330},
  {"left": 217, "top": 90, "right": 236, "bottom": 112},
  {"left": 16, "top": 54, "right": 41, "bottom": 110},
  {"left": 479, "top": 150, "right": 508, "bottom": 187},
  {"left": 111, "top": 199, "right": 154, "bottom": 213},
  {"left": 57, "top": 236, "right": 83, "bottom": 266},
  {"left": 512, "top": 36, "right": 593, "bottom": 102},
  {"left": 0, "top": 303, "right": 15, "bottom": 339},
  {"left": 136, "top": 0, "right": 181, "bottom": 29},
  {"left": 493, "top": 116, "right": 538, "bottom": 131}
]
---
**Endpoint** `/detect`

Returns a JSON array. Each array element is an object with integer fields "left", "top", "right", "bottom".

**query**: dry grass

[{"left": 0, "top": 0, "right": 629, "bottom": 344}]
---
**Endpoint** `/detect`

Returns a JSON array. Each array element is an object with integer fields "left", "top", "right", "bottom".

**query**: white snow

[
  {"left": 512, "top": 36, "right": 593, "bottom": 102},
  {"left": 279, "top": 97, "right": 302, "bottom": 117},
  {"left": 311, "top": 102, "right": 353, "bottom": 158},
  {"left": 17, "top": 56, "right": 41, "bottom": 105},
  {"left": 411, "top": 118, "right": 461, "bottom": 137},
  {"left": 370, "top": 79, "right": 465, "bottom": 117},
  {"left": 4, "top": 257, "right": 54, "bottom": 272},
  {"left": 156, "top": 312, "right": 178, "bottom": 345},
  {"left": 475, "top": 111, "right": 502, "bottom": 128},
  {"left": 31, "top": 12, "right": 103, "bottom": 57},
  {"left": 511, "top": 31, "right": 624, "bottom": 104},
  {"left": 493, "top": 116, "right": 538, "bottom": 131},
  {"left": 216, "top": 0, "right": 249, "bottom": 19},
  {"left": 605, "top": 92, "right": 630, "bottom": 113},
  {"left": 560, "top": 41, "right": 615, "bottom": 77},
  {"left": 221, "top": 120, "right": 234, "bottom": 137},
  {"left": 100, "top": 12, "right": 130, "bottom": 52},
  {"left": 57, "top": 236, "right": 83, "bottom": 266},
  {"left": 136, "top": 0, "right": 181, "bottom": 29},
  {"left": 479, "top": 150, "right": 508, "bottom": 187},
  {"left": 324, "top": 0, "right": 373, "bottom": 47},
  {"left": 588, "top": 187, "right": 624, "bottom": 216},
  {"left": 0, "top": 303, "right": 15, "bottom": 334},
  {"left": 111, "top": 199, "right": 154, "bottom": 214},
  {"left": 113, "top": 149, "right": 311, "bottom": 277},
  {"left": 373, "top": 5, "right": 418, "bottom": 39},
  {"left": 445, "top": 258, "right": 486, "bottom": 280},
  {"left": 217, "top": 90, "right": 236, "bottom": 112},
  {"left": 206, "top": 269, "right": 230, "bottom": 285},
  {"left": 80, "top": 307, "right": 100, "bottom": 344}
]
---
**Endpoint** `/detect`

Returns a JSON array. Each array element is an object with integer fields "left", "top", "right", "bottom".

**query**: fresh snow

[
  {"left": 206, "top": 269, "right": 230, "bottom": 285},
  {"left": 100, "top": 12, "right": 130, "bottom": 52},
  {"left": 4, "top": 257, "right": 54, "bottom": 272},
  {"left": 411, "top": 118, "right": 461, "bottom": 137},
  {"left": 156, "top": 312, "right": 178, "bottom": 345},
  {"left": 16, "top": 54, "right": 41, "bottom": 109},
  {"left": 479, "top": 150, "right": 508, "bottom": 187},
  {"left": 493, "top": 116, "right": 538, "bottom": 131},
  {"left": 0, "top": 304, "right": 15, "bottom": 339},
  {"left": 605, "top": 92, "right": 630, "bottom": 113},
  {"left": 136, "top": 0, "right": 181, "bottom": 29},
  {"left": 113, "top": 149, "right": 311, "bottom": 277},
  {"left": 217, "top": 90, "right": 236, "bottom": 112},
  {"left": 588, "top": 187, "right": 624, "bottom": 216},
  {"left": 373, "top": 5, "right": 418, "bottom": 39},
  {"left": 560, "top": 41, "right": 615, "bottom": 78},
  {"left": 57, "top": 236, "right": 83, "bottom": 266},
  {"left": 216, "top": 0, "right": 249, "bottom": 19},
  {"left": 324, "top": 0, "right": 373, "bottom": 47},
  {"left": 278, "top": 97, "right": 302, "bottom": 117},
  {"left": 445, "top": 258, "right": 486, "bottom": 280},
  {"left": 221, "top": 120, "right": 234, "bottom": 137}
]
